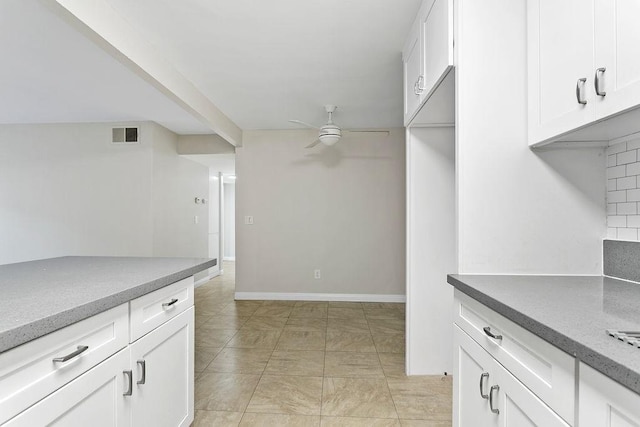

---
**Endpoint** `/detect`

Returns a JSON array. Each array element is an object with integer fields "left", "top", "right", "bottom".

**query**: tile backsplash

[{"left": 607, "top": 139, "right": 640, "bottom": 241}]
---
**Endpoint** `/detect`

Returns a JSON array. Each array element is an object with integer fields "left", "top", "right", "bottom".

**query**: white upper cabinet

[
  {"left": 403, "top": 0, "right": 454, "bottom": 126},
  {"left": 528, "top": 0, "right": 640, "bottom": 147},
  {"left": 594, "top": 0, "right": 640, "bottom": 119}
]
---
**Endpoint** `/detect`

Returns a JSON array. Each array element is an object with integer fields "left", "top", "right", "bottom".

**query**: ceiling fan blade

[
  {"left": 343, "top": 129, "right": 390, "bottom": 134},
  {"left": 289, "top": 119, "right": 320, "bottom": 130},
  {"left": 305, "top": 138, "right": 322, "bottom": 148}
]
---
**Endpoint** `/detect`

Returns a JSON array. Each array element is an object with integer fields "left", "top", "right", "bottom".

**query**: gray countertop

[
  {"left": 0, "top": 256, "right": 216, "bottom": 353},
  {"left": 448, "top": 274, "right": 640, "bottom": 395}
]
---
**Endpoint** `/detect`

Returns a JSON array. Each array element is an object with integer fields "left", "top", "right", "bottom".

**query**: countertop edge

[
  {"left": 447, "top": 274, "right": 640, "bottom": 396},
  {"left": 0, "top": 258, "right": 216, "bottom": 354}
]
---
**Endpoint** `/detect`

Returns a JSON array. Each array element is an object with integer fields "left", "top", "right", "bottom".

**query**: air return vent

[{"left": 112, "top": 127, "right": 139, "bottom": 144}]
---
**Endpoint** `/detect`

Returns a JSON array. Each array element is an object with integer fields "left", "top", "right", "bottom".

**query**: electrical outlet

[
  {"left": 314, "top": 269, "right": 321, "bottom": 279},
  {"left": 244, "top": 215, "right": 254, "bottom": 225}
]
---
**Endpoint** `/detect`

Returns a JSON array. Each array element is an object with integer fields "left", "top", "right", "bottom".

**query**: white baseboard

[
  {"left": 194, "top": 269, "right": 220, "bottom": 288},
  {"left": 223, "top": 256, "right": 236, "bottom": 261},
  {"left": 234, "top": 292, "right": 406, "bottom": 303}
]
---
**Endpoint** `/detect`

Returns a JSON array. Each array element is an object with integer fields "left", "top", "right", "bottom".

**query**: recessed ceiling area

[
  {"left": 102, "top": 0, "right": 422, "bottom": 130},
  {"left": 0, "top": 0, "right": 212, "bottom": 134}
]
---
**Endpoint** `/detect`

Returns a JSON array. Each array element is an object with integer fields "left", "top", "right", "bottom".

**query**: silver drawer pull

[
  {"left": 489, "top": 385, "right": 500, "bottom": 414},
  {"left": 137, "top": 360, "right": 146, "bottom": 385},
  {"left": 479, "top": 372, "right": 489, "bottom": 399},
  {"left": 162, "top": 298, "right": 178, "bottom": 308},
  {"left": 52, "top": 345, "right": 89, "bottom": 363},
  {"left": 123, "top": 370, "right": 133, "bottom": 396},
  {"left": 483, "top": 326, "right": 503, "bottom": 341}
]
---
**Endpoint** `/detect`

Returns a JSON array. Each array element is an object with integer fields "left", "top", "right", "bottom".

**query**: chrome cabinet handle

[
  {"left": 489, "top": 385, "right": 500, "bottom": 414},
  {"left": 416, "top": 75, "right": 425, "bottom": 94},
  {"left": 576, "top": 77, "right": 587, "bottom": 104},
  {"left": 162, "top": 298, "right": 179, "bottom": 308},
  {"left": 137, "top": 360, "right": 146, "bottom": 385},
  {"left": 479, "top": 372, "right": 489, "bottom": 399},
  {"left": 483, "top": 326, "right": 502, "bottom": 341},
  {"left": 53, "top": 345, "right": 89, "bottom": 363},
  {"left": 595, "top": 67, "right": 606, "bottom": 96},
  {"left": 123, "top": 370, "right": 133, "bottom": 396}
]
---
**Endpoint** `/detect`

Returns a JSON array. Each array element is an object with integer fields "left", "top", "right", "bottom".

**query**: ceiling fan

[{"left": 289, "top": 105, "right": 389, "bottom": 148}]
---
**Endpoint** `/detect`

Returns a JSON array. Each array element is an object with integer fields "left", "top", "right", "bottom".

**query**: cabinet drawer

[
  {"left": 454, "top": 290, "right": 575, "bottom": 425},
  {"left": 0, "top": 303, "right": 128, "bottom": 425},
  {"left": 130, "top": 276, "right": 193, "bottom": 342}
]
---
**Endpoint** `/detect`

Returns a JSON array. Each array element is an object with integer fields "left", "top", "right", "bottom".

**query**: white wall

[
  {"left": 151, "top": 124, "right": 209, "bottom": 258},
  {"left": 223, "top": 182, "right": 236, "bottom": 260},
  {"left": 0, "top": 123, "right": 153, "bottom": 264},
  {"left": 406, "top": 126, "right": 455, "bottom": 375},
  {"left": 0, "top": 121, "right": 209, "bottom": 265},
  {"left": 455, "top": 0, "right": 606, "bottom": 275},
  {"left": 235, "top": 129, "right": 406, "bottom": 299}
]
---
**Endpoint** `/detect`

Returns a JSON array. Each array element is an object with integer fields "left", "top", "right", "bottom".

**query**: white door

[
  {"left": 5, "top": 349, "right": 131, "bottom": 427},
  {"left": 579, "top": 363, "right": 640, "bottom": 427},
  {"left": 130, "top": 308, "right": 194, "bottom": 427},
  {"left": 594, "top": 0, "right": 640, "bottom": 119},
  {"left": 453, "top": 325, "right": 497, "bottom": 427},
  {"left": 528, "top": 0, "right": 596, "bottom": 144},
  {"left": 421, "top": 0, "right": 453, "bottom": 96},
  {"left": 493, "top": 360, "right": 570, "bottom": 427},
  {"left": 403, "top": 22, "right": 423, "bottom": 124}
]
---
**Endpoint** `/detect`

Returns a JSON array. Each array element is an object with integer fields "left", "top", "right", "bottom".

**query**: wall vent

[{"left": 112, "top": 127, "right": 140, "bottom": 144}]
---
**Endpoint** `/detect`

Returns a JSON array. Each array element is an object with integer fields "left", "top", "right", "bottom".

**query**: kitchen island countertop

[
  {"left": 448, "top": 274, "right": 640, "bottom": 395},
  {"left": 0, "top": 256, "right": 216, "bottom": 353}
]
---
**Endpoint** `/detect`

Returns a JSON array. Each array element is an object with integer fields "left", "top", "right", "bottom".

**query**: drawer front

[
  {"left": 130, "top": 276, "right": 194, "bottom": 342},
  {"left": 454, "top": 290, "right": 575, "bottom": 425},
  {"left": 0, "top": 303, "right": 128, "bottom": 425}
]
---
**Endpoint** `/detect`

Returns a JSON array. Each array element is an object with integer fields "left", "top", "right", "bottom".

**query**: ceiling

[
  {"left": 0, "top": 0, "right": 211, "bottom": 134},
  {"left": 1, "top": 0, "right": 421, "bottom": 134}
]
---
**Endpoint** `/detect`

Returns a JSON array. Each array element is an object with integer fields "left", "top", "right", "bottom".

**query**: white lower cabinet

[
  {"left": 454, "top": 325, "right": 569, "bottom": 427},
  {"left": 5, "top": 348, "right": 131, "bottom": 427},
  {"left": 579, "top": 362, "right": 640, "bottom": 427},
  {"left": 0, "top": 278, "right": 195, "bottom": 426},
  {"left": 130, "top": 307, "right": 194, "bottom": 427}
]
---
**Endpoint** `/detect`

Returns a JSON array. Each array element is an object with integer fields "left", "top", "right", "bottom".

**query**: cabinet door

[
  {"left": 403, "top": 20, "right": 423, "bottom": 125},
  {"left": 594, "top": 0, "right": 640, "bottom": 119},
  {"left": 528, "top": 0, "right": 596, "bottom": 145},
  {"left": 579, "top": 363, "right": 640, "bottom": 427},
  {"left": 493, "top": 360, "right": 570, "bottom": 427},
  {"left": 5, "top": 348, "right": 131, "bottom": 427},
  {"left": 453, "top": 325, "right": 497, "bottom": 427},
  {"left": 130, "top": 307, "right": 194, "bottom": 427},
  {"left": 421, "top": 0, "right": 453, "bottom": 97}
]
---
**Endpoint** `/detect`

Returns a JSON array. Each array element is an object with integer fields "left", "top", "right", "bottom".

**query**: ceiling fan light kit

[{"left": 289, "top": 105, "right": 389, "bottom": 148}]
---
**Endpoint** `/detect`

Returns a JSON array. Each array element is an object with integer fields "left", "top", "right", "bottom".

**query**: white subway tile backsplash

[
  {"left": 606, "top": 143, "right": 640, "bottom": 241},
  {"left": 607, "top": 165, "right": 626, "bottom": 179},
  {"left": 617, "top": 176, "right": 637, "bottom": 190},
  {"left": 628, "top": 189, "right": 640, "bottom": 202},
  {"left": 617, "top": 228, "right": 638, "bottom": 240},
  {"left": 607, "top": 190, "right": 627, "bottom": 203},
  {"left": 617, "top": 150, "right": 637, "bottom": 165},
  {"left": 627, "top": 139, "right": 640, "bottom": 150},
  {"left": 607, "top": 142, "right": 628, "bottom": 155},
  {"left": 627, "top": 162, "right": 640, "bottom": 176},
  {"left": 628, "top": 215, "right": 640, "bottom": 228},
  {"left": 608, "top": 215, "right": 627, "bottom": 227},
  {"left": 617, "top": 202, "right": 637, "bottom": 215}
]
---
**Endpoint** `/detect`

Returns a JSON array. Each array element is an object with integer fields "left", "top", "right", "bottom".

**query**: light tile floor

[{"left": 193, "top": 262, "right": 452, "bottom": 426}]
